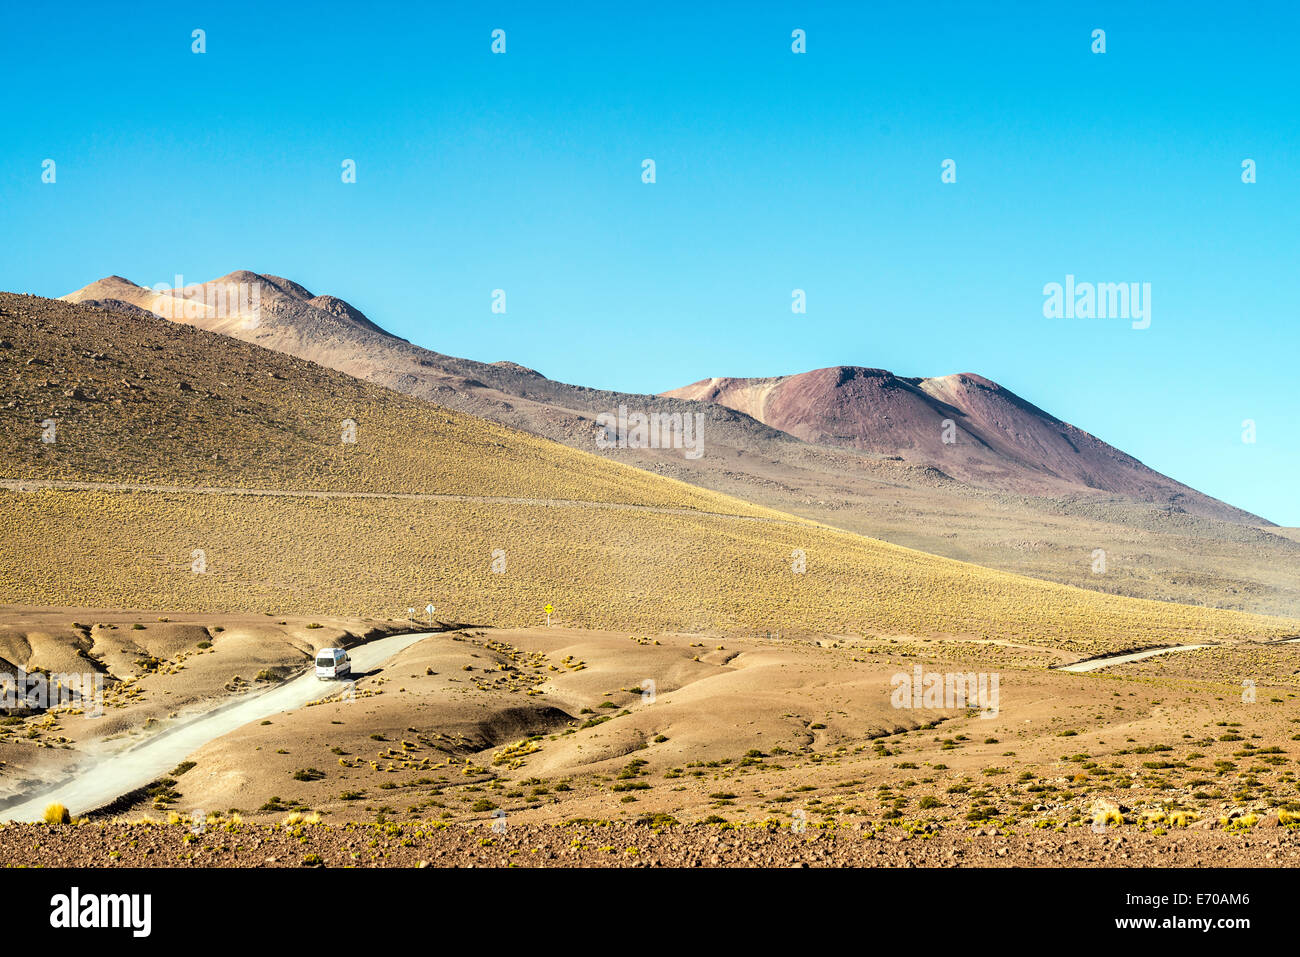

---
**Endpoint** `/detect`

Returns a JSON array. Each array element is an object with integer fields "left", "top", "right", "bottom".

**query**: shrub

[{"left": 1092, "top": 803, "right": 1124, "bottom": 828}]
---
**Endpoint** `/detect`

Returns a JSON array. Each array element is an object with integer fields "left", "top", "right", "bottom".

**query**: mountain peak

[
  {"left": 65, "top": 275, "right": 146, "bottom": 299},
  {"left": 661, "top": 365, "right": 1250, "bottom": 519}
]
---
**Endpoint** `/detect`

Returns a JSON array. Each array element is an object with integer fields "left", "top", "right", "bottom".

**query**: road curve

[
  {"left": 1057, "top": 643, "right": 1212, "bottom": 674},
  {"left": 0, "top": 630, "right": 435, "bottom": 822}
]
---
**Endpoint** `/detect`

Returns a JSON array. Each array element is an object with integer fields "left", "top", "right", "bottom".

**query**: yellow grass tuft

[{"left": 1092, "top": 802, "right": 1124, "bottom": 828}]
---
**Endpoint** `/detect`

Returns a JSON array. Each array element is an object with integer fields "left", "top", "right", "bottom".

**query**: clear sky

[{"left": 1, "top": 1, "right": 1296, "bottom": 524}]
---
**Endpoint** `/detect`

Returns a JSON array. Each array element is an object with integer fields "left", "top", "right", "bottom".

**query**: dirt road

[{"left": 0, "top": 631, "right": 435, "bottom": 822}]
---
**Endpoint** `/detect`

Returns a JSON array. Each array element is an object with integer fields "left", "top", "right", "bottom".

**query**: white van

[{"left": 315, "top": 648, "right": 351, "bottom": 680}]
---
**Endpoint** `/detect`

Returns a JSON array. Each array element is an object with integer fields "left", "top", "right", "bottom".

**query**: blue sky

[{"left": 2, "top": 1, "right": 1297, "bottom": 524}]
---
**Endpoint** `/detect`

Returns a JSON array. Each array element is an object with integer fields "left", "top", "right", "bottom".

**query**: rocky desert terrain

[{"left": 4, "top": 818, "right": 1298, "bottom": 868}]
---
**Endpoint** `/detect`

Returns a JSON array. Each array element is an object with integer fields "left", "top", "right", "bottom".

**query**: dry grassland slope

[{"left": 1, "top": 294, "right": 1297, "bottom": 652}]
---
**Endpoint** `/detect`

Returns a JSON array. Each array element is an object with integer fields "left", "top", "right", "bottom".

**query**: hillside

[
  {"left": 60, "top": 272, "right": 792, "bottom": 457},
  {"left": 61, "top": 273, "right": 1259, "bottom": 517},
  {"left": 0, "top": 291, "right": 754, "bottom": 510},
  {"left": 2, "top": 292, "right": 1299, "bottom": 653},
  {"left": 52, "top": 275, "right": 1300, "bottom": 619}
]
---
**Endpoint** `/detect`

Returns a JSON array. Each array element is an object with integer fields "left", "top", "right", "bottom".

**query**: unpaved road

[
  {"left": 0, "top": 631, "right": 435, "bottom": 822},
  {"left": 1058, "top": 644, "right": 1211, "bottom": 673}
]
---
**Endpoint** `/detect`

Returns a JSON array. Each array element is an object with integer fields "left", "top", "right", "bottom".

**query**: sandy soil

[{"left": 3, "top": 616, "right": 1299, "bottom": 868}]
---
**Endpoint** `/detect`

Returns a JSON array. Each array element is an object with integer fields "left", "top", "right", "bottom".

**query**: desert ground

[
  {"left": 3, "top": 820, "right": 1297, "bottom": 868},
  {"left": 1, "top": 609, "right": 1298, "bottom": 865}
]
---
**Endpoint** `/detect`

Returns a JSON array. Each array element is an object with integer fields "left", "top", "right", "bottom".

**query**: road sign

[
  {"left": 425, "top": 603, "right": 435, "bottom": 623},
  {"left": 544, "top": 603, "right": 553, "bottom": 626}
]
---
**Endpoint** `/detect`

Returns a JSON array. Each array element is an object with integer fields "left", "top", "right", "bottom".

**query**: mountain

[
  {"left": 61, "top": 272, "right": 792, "bottom": 451},
  {"left": 58, "top": 273, "right": 1251, "bottom": 516},
  {"left": 55, "top": 273, "right": 1300, "bottom": 618},
  {"left": 12, "top": 291, "right": 1298, "bottom": 650},
  {"left": 662, "top": 367, "right": 1223, "bottom": 511}
]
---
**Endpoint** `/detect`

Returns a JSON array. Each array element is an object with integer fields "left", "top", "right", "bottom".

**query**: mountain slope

[
  {"left": 61, "top": 273, "right": 1254, "bottom": 518},
  {"left": 5, "top": 292, "right": 1298, "bottom": 651},
  {"left": 61, "top": 272, "right": 795, "bottom": 453},
  {"left": 2, "top": 291, "right": 748, "bottom": 509},
  {"left": 53, "top": 274, "right": 1300, "bottom": 620}
]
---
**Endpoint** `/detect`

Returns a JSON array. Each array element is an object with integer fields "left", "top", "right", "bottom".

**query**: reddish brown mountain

[{"left": 662, "top": 366, "right": 1238, "bottom": 512}]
